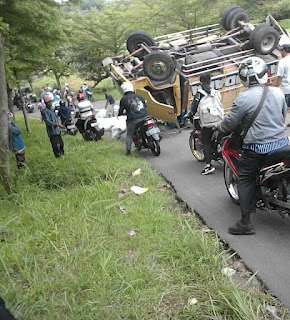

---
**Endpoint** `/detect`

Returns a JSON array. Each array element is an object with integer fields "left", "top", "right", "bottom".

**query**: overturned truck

[{"left": 103, "top": 6, "right": 290, "bottom": 126}]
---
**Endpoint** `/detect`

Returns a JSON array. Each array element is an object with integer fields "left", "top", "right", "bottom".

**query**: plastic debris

[
  {"left": 127, "top": 229, "right": 138, "bottom": 236},
  {"left": 119, "top": 206, "right": 127, "bottom": 215},
  {"left": 221, "top": 267, "right": 236, "bottom": 276},
  {"left": 130, "top": 186, "right": 148, "bottom": 194},
  {"left": 266, "top": 305, "right": 280, "bottom": 319},
  {"left": 188, "top": 298, "right": 198, "bottom": 306},
  {"left": 132, "top": 168, "right": 141, "bottom": 176}
]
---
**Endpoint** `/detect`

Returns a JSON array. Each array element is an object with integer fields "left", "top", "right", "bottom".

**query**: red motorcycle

[{"left": 223, "top": 135, "right": 290, "bottom": 217}]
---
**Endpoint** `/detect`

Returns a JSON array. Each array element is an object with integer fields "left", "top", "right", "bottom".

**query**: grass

[
  {"left": 21, "top": 74, "right": 121, "bottom": 101},
  {"left": 0, "top": 116, "right": 289, "bottom": 319}
]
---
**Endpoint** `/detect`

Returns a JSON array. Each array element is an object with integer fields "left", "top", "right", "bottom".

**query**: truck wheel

[
  {"left": 126, "top": 31, "right": 156, "bottom": 54},
  {"left": 225, "top": 7, "right": 249, "bottom": 31},
  {"left": 249, "top": 25, "right": 279, "bottom": 55},
  {"left": 143, "top": 51, "right": 175, "bottom": 82},
  {"left": 221, "top": 6, "right": 241, "bottom": 30}
]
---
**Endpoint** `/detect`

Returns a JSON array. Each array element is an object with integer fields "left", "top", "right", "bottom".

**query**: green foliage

[{"left": 0, "top": 116, "right": 289, "bottom": 319}]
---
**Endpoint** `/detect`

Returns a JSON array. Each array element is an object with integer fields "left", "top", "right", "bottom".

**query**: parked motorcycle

[
  {"left": 75, "top": 100, "right": 104, "bottom": 141},
  {"left": 25, "top": 102, "right": 35, "bottom": 113},
  {"left": 189, "top": 116, "right": 223, "bottom": 162},
  {"left": 133, "top": 116, "right": 161, "bottom": 156},
  {"left": 223, "top": 134, "right": 290, "bottom": 217},
  {"left": 62, "top": 119, "right": 78, "bottom": 136}
]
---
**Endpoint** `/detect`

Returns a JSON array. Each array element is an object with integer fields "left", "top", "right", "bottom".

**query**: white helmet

[
  {"left": 65, "top": 83, "right": 69, "bottom": 86},
  {"left": 121, "top": 82, "right": 134, "bottom": 94},
  {"left": 239, "top": 57, "right": 268, "bottom": 87},
  {"left": 43, "top": 92, "right": 54, "bottom": 102}
]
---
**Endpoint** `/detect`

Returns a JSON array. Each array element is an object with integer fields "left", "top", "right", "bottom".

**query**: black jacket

[{"left": 118, "top": 92, "right": 147, "bottom": 120}]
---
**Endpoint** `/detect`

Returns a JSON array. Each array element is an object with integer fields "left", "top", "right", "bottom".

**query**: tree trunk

[
  {"left": 7, "top": 84, "right": 14, "bottom": 114},
  {"left": 17, "top": 83, "right": 31, "bottom": 133},
  {"left": 0, "top": 36, "right": 11, "bottom": 192},
  {"left": 53, "top": 71, "right": 62, "bottom": 98},
  {"left": 28, "top": 77, "right": 34, "bottom": 92}
]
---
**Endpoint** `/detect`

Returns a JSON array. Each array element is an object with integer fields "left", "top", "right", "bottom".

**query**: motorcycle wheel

[
  {"left": 189, "top": 132, "right": 205, "bottom": 162},
  {"left": 149, "top": 138, "right": 160, "bottom": 156},
  {"left": 224, "top": 163, "right": 240, "bottom": 205}
]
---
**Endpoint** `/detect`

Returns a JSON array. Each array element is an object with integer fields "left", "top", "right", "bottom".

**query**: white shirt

[{"left": 277, "top": 55, "right": 290, "bottom": 94}]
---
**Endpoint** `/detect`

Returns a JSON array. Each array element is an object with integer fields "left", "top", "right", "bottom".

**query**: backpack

[{"left": 197, "top": 89, "right": 224, "bottom": 128}]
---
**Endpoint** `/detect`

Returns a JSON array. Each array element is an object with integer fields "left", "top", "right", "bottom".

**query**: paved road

[{"left": 146, "top": 124, "right": 290, "bottom": 309}]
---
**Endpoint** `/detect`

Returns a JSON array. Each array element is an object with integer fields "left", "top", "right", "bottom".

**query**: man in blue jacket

[
  {"left": 42, "top": 93, "right": 65, "bottom": 157},
  {"left": 8, "top": 113, "right": 26, "bottom": 169}
]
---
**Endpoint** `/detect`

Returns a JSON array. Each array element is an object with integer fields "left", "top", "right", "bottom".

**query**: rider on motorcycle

[
  {"left": 58, "top": 100, "right": 72, "bottom": 126},
  {"left": 185, "top": 72, "right": 223, "bottom": 175},
  {"left": 118, "top": 82, "right": 147, "bottom": 155},
  {"left": 218, "top": 56, "right": 288, "bottom": 235}
]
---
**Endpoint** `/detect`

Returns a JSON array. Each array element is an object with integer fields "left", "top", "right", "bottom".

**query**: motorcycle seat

[{"left": 263, "top": 144, "right": 290, "bottom": 166}]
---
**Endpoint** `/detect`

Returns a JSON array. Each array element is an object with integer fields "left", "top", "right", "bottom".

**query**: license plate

[{"left": 146, "top": 127, "right": 160, "bottom": 136}]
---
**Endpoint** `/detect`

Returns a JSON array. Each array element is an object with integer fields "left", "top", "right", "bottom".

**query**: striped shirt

[{"left": 243, "top": 137, "right": 289, "bottom": 154}]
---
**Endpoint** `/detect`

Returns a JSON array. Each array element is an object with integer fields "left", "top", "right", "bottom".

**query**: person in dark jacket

[
  {"left": 42, "top": 93, "right": 65, "bottom": 157},
  {"left": 118, "top": 82, "right": 147, "bottom": 155},
  {"left": 58, "top": 100, "right": 72, "bottom": 125},
  {"left": 8, "top": 113, "right": 26, "bottom": 168}
]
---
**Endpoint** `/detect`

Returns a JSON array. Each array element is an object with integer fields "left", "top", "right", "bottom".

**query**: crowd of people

[{"left": 8, "top": 45, "right": 290, "bottom": 236}]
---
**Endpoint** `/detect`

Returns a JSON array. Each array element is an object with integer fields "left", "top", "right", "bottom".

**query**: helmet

[
  {"left": 239, "top": 57, "right": 268, "bottom": 87},
  {"left": 43, "top": 92, "right": 54, "bottom": 102},
  {"left": 8, "top": 112, "right": 13, "bottom": 119},
  {"left": 278, "top": 43, "right": 290, "bottom": 52},
  {"left": 78, "top": 92, "right": 85, "bottom": 101},
  {"left": 121, "top": 82, "right": 134, "bottom": 94},
  {"left": 83, "top": 82, "right": 87, "bottom": 85}
]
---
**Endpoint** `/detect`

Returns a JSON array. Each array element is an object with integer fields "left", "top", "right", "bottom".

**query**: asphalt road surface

[
  {"left": 146, "top": 124, "right": 290, "bottom": 309},
  {"left": 17, "top": 102, "right": 290, "bottom": 309}
]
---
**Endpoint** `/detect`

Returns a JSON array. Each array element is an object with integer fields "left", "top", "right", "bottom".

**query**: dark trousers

[
  {"left": 238, "top": 149, "right": 268, "bottom": 215},
  {"left": 0, "top": 296, "right": 16, "bottom": 320},
  {"left": 126, "top": 117, "right": 146, "bottom": 151},
  {"left": 201, "top": 127, "right": 213, "bottom": 164},
  {"left": 49, "top": 134, "right": 64, "bottom": 158},
  {"left": 15, "top": 150, "right": 25, "bottom": 168}
]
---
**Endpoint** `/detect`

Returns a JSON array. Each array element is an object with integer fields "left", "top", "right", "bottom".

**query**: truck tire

[
  {"left": 126, "top": 31, "right": 156, "bottom": 54},
  {"left": 221, "top": 6, "right": 241, "bottom": 30},
  {"left": 249, "top": 25, "right": 279, "bottom": 55},
  {"left": 225, "top": 7, "right": 249, "bottom": 31},
  {"left": 143, "top": 51, "right": 175, "bottom": 82}
]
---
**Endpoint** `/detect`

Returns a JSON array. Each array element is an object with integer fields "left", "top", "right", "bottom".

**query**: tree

[
  {"left": 68, "top": 5, "right": 129, "bottom": 85},
  {"left": 0, "top": 34, "right": 10, "bottom": 192}
]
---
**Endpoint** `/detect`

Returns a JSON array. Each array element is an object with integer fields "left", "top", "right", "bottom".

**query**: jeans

[
  {"left": 201, "top": 127, "right": 213, "bottom": 164},
  {"left": 238, "top": 149, "right": 268, "bottom": 215}
]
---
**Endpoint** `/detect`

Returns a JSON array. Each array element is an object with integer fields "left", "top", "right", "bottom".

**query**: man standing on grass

[{"left": 42, "top": 93, "right": 65, "bottom": 158}]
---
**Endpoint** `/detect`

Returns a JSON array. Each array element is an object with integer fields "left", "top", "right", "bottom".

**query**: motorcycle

[
  {"left": 62, "top": 119, "right": 78, "bottom": 136},
  {"left": 75, "top": 100, "right": 104, "bottom": 141},
  {"left": 189, "top": 116, "right": 223, "bottom": 162},
  {"left": 25, "top": 102, "right": 35, "bottom": 113},
  {"left": 133, "top": 116, "right": 161, "bottom": 156},
  {"left": 85, "top": 89, "right": 94, "bottom": 102},
  {"left": 223, "top": 134, "right": 290, "bottom": 217}
]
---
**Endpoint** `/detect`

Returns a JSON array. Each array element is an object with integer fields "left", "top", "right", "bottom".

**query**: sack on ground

[{"left": 198, "top": 89, "right": 224, "bottom": 128}]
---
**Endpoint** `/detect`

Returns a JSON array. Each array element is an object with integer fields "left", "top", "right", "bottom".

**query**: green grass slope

[{"left": 0, "top": 116, "right": 289, "bottom": 319}]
